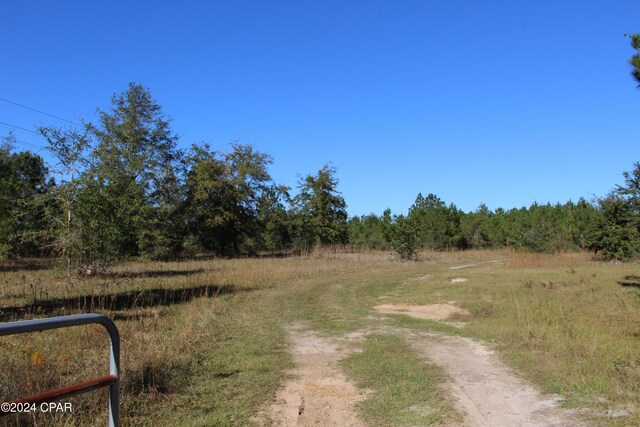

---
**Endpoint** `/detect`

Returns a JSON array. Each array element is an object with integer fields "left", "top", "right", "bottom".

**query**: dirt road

[
  {"left": 262, "top": 322, "right": 582, "bottom": 426},
  {"left": 261, "top": 261, "right": 586, "bottom": 426}
]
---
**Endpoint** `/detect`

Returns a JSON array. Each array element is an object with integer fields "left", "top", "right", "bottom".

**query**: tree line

[
  {"left": 1, "top": 83, "right": 638, "bottom": 269},
  {"left": 349, "top": 190, "right": 640, "bottom": 261},
  {"left": 0, "top": 83, "right": 351, "bottom": 272},
  {"left": 1, "top": 35, "right": 639, "bottom": 269}
]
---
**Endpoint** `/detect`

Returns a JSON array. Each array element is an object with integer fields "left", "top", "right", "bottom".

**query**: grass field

[{"left": 0, "top": 249, "right": 638, "bottom": 426}]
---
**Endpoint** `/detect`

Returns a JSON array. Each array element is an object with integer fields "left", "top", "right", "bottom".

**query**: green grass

[
  {"left": 148, "top": 292, "right": 290, "bottom": 426},
  {"left": 341, "top": 334, "right": 460, "bottom": 426},
  {"left": 382, "top": 252, "right": 640, "bottom": 426},
  {"left": 0, "top": 253, "right": 409, "bottom": 426},
  {"left": 1, "top": 250, "right": 640, "bottom": 425}
]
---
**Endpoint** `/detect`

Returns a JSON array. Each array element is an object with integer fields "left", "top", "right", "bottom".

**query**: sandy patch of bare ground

[
  {"left": 400, "top": 330, "right": 584, "bottom": 427},
  {"left": 370, "top": 299, "right": 583, "bottom": 425},
  {"left": 448, "top": 259, "right": 509, "bottom": 270},
  {"left": 373, "top": 302, "right": 470, "bottom": 322},
  {"left": 266, "top": 318, "right": 583, "bottom": 426},
  {"left": 261, "top": 324, "right": 368, "bottom": 426}
]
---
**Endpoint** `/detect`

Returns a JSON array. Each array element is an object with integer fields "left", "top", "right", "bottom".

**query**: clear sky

[{"left": 2, "top": 1, "right": 639, "bottom": 216}]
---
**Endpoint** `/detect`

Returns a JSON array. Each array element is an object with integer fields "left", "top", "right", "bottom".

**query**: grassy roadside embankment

[
  {"left": 366, "top": 251, "right": 640, "bottom": 426},
  {"left": 0, "top": 251, "right": 403, "bottom": 425},
  {"left": 0, "top": 249, "right": 638, "bottom": 425}
]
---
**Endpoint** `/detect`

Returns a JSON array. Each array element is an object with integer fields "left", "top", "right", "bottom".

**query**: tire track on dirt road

[
  {"left": 398, "top": 329, "right": 584, "bottom": 427},
  {"left": 262, "top": 324, "right": 368, "bottom": 426},
  {"left": 263, "top": 259, "right": 586, "bottom": 426}
]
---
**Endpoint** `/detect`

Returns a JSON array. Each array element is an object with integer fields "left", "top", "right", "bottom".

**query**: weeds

[
  {"left": 1, "top": 251, "right": 639, "bottom": 425},
  {"left": 0, "top": 252, "right": 397, "bottom": 425},
  {"left": 342, "top": 334, "right": 460, "bottom": 426}
]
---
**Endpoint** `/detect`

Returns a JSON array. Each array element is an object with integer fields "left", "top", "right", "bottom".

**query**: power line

[
  {"left": 1, "top": 136, "right": 43, "bottom": 148},
  {"left": 0, "top": 97, "right": 82, "bottom": 126},
  {"left": 0, "top": 23, "right": 123, "bottom": 90},
  {"left": 1, "top": 134, "right": 45, "bottom": 151},
  {"left": 0, "top": 23, "right": 119, "bottom": 84},
  {"left": 0, "top": 121, "right": 40, "bottom": 135},
  {"left": 13, "top": 141, "right": 44, "bottom": 150}
]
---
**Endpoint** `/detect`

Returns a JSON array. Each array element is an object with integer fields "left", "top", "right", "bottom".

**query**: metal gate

[{"left": 0, "top": 313, "right": 120, "bottom": 427}]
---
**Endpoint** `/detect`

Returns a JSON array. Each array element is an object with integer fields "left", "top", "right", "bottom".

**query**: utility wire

[
  {"left": 0, "top": 97, "right": 82, "bottom": 126},
  {"left": 13, "top": 141, "right": 44, "bottom": 150},
  {"left": 0, "top": 23, "right": 119, "bottom": 85},
  {"left": 0, "top": 121, "right": 40, "bottom": 135},
  {"left": 0, "top": 122, "right": 40, "bottom": 135},
  {"left": 1, "top": 134, "right": 45, "bottom": 151},
  {"left": 1, "top": 135, "right": 42, "bottom": 147}
]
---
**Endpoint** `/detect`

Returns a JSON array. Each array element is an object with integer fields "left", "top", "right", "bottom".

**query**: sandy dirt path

[
  {"left": 448, "top": 259, "right": 509, "bottom": 270},
  {"left": 264, "top": 325, "right": 368, "bottom": 426},
  {"left": 264, "top": 323, "right": 584, "bottom": 426},
  {"left": 400, "top": 329, "right": 584, "bottom": 427},
  {"left": 264, "top": 261, "right": 584, "bottom": 427}
]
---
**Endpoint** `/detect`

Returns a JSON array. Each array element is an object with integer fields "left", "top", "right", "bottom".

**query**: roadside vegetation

[
  {"left": 1, "top": 250, "right": 639, "bottom": 425},
  {"left": 342, "top": 333, "right": 460, "bottom": 426},
  {"left": 1, "top": 35, "right": 640, "bottom": 270},
  {"left": 0, "top": 31, "right": 639, "bottom": 427}
]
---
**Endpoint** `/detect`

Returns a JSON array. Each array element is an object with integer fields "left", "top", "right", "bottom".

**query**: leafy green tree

[
  {"left": 347, "top": 213, "right": 391, "bottom": 249},
  {"left": 391, "top": 214, "right": 418, "bottom": 260},
  {"left": 137, "top": 161, "right": 189, "bottom": 259},
  {"left": 184, "top": 147, "right": 229, "bottom": 253},
  {"left": 570, "top": 198, "right": 600, "bottom": 250},
  {"left": 590, "top": 164, "right": 640, "bottom": 261},
  {"left": 587, "top": 36, "right": 640, "bottom": 260},
  {"left": 256, "top": 185, "right": 292, "bottom": 251},
  {"left": 626, "top": 33, "right": 640, "bottom": 87},
  {"left": 380, "top": 208, "right": 394, "bottom": 248},
  {"left": 521, "top": 203, "right": 554, "bottom": 252},
  {"left": 347, "top": 216, "right": 364, "bottom": 246},
  {"left": 185, "top": 143, "right": 274, "bottom": 256},
  {"left": 39, "top": 83, "right": 181, "bottom": 271},
  {"left": 0, "top": 134, "right": 51, "bottom": 257},
  {"left": 38, "top": 126, "right": 91, "bottom": 273},
  {"left": 591, "top": 195, "right": 639, "bottom": 261},
  {"left": 292, "top": 165, "right": 348, "bottom": 248},
  {"left": 407, "top": 193, "right": 466, "bottom": 250},
  {"left": 462, "top": 204, "right": 493, "bottom": 249},
  {"left": 88, "top": 82, "right": 180, "bottom": 259},
  {"left": 617, "top": 162, "right": 640, "bottom": 216}
]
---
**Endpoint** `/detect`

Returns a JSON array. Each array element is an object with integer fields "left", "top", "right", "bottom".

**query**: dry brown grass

[
  {"left": 0, "top": 251, "right": 400, "bottom": 425},
  {"left": 506, "top": 250, "right": 593, "bottom": 268},
  {"left": 385, "top": 250, "right": 640, "bottom": 425},
  {"left": 1, "top": 250, "right": 639, "bottom": 425}
]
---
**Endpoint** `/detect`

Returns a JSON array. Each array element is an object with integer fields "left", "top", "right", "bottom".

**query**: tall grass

[
  {"left": 1, "top": 250, "right": 638, "bottom": 425},
  {"left": 388, "top": 251, "right": 640, "bottom": 425},
  {"left": 0, "top": 252, "right": 399, "bottom": 425}
]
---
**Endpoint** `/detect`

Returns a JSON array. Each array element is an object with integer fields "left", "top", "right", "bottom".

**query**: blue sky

[{"left": 2, "top": 1, "right": 639, "bottom": 216}]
